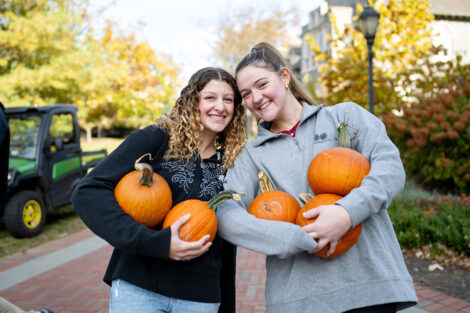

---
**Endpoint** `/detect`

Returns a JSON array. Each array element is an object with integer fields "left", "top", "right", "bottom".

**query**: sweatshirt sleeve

[
  {"left": 72, "top": 125, "right": 172, "bottom": 260},
  {"left": 216, "top": 148, "right": 317, "bottom": 258},
  {"left": 334, "top": 102, "right": 406, "bottom": 227}
]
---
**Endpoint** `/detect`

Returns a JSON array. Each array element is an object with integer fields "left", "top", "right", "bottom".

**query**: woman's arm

[
  {"left": 72, "top": 126, "right": 173, "bottom": 260},
  {"left": 301, "top": 102, "right": 406, "bottom": 255},
  {"left": 334, "top": 102, "right": 406, "bottom": 227},
  {"left": 216, "top": 149, "right": 317, "bottom": 258}
]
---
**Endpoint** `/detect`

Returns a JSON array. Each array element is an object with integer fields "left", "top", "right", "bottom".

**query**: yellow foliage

[
  {"left": 304, "top": 0, "right": 436, "bottom": 115},
  {"left": 214, "top": 5, "right": 299, "bottom": 73},
  {"left": 0, "top": 0, "right": 182, "bottom": 134}
]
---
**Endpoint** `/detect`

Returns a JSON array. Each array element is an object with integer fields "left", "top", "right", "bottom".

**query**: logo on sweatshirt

[{"left": 314, "top": 132, "right": 331, "bottom": 143}]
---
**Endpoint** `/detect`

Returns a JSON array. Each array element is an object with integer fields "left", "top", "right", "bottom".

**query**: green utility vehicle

[{"left": 3, "top": 105, "right": 107, "bottom": 238}]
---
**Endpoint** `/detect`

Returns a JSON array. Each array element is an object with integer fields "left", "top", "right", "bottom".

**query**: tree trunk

[{"left": 86, "top": 125, "right": 92, "bottom": 143}]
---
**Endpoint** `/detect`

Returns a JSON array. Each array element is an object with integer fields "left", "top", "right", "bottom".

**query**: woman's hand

[
  {"left": 301, "top": 204, "right": 352, "bottom": 256},
  {"left": 169, "top": 214, "right": 212, "bottom": 261}
]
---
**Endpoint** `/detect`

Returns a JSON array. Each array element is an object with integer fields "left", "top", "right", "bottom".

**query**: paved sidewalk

[{"left": 0, "top": 229, "right": 469, "bottom": 313}]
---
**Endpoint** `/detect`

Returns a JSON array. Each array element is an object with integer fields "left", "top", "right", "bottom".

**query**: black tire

[{"left": 4, "top": 190, "right": 47, "bottom": 238}]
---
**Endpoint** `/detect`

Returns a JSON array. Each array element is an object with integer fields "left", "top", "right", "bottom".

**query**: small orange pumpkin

[
  {"left": 296, "top": 193, "right": 362, "bottom": 259},
  {"left": 162, "top": 190, "right": 240, "bottom": 242},
  {"left": 248, "top": 171, "right": 299, "bottom": 223},
  {"left": 307, "top": 122, "right": 371, "bottom": 196},
  {"left": 115, "top": 153, "right": 172, "bottom": 227}
]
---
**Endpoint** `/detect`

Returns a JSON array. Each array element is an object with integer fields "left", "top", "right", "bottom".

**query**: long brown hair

[
  {"left": 157, "top": 67, "right": 246, "bottom": 169},
  {"left": 235, "top": 42, "right": 318, "bottom": 106}
]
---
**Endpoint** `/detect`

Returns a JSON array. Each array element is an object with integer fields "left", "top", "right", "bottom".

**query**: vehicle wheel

[{"left": 4, "top": 190, "right": 47, "bottom": 238}]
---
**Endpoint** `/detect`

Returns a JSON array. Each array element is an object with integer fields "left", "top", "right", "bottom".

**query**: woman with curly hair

[{"left": 72, "top": 67, "right": 246, "bottom": 313}]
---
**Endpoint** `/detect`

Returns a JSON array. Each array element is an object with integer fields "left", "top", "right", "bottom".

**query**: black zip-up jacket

[{"left": 72, "top": 125, "right": 235, "bottom": 312}]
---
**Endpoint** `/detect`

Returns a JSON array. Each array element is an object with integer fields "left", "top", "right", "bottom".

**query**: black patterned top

[{"left": 72, "top": 125, "right": 235, "bottom": 312}]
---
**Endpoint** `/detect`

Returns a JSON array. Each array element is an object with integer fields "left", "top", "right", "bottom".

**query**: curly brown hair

[{"left": 156, "top": 67, "right": 247, "bottom": 169}]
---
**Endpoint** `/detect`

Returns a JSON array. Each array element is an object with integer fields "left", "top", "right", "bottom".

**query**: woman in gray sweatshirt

[{"left": 216, "top": 42, "right": 418, "bottom": 313}]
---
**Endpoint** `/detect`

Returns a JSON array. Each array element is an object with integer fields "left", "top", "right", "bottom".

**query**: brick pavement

[{"left": 0, "top": 229, "right": 469, "bottom": 313}]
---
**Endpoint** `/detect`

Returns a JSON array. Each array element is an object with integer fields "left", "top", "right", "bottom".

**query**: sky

[{"left": 90, "top": 0, "right": 323, "bottom": 81}]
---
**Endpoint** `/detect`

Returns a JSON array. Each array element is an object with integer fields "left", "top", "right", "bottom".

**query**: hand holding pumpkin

[
  {"left": 297, "top": 193, "right": 362, "bottom": 258},
  {"left": 296, "top": 122, "right": 369, "bottom": 259},
  {"left": 301, "top": 204, "right": 352, "bottom": 256},
  {"left": 168, "top": 213, "right": 212, "bottom": 261}
]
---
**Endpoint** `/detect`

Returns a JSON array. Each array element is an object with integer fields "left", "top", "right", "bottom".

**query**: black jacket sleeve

[
  {"left": 218, "top": 239, "right": 237, "bottom": 313},
  {"left": 72, "top": 125, "right": 172, "bottom": 259}
]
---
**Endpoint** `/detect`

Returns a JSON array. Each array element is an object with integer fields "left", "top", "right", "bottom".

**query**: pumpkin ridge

[
  {"left": 115, "top": 154, "right": 172, "bottom": 227},
  {"left": 249, "top": 173, "right": 300, "bottom": 223},
  {"left": 296, "top": 193, "right": 361, "bottom": 258},
  {"left": 163, "top": 191, "right": 239, "bottom": 242}
]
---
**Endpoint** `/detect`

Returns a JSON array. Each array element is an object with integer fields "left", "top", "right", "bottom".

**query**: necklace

[{"left": 200, "top": 150, "right": 221, "bottom": 169}]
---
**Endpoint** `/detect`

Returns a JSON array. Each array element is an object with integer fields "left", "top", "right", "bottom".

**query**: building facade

[
  {"left": 298, "top": 0, "right": 470, "bottom": 96},
  {"left": 299, "top": 0, "right": 367, "bottom": 96},
  {"left": 430, "top": 0, "right": 470, "bottom": 64}
]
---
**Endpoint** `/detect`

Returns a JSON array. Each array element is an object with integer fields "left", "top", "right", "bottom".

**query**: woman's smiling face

[
  {"left": 236, "top": 65, "right": 287, "bottom": 122},
  {"left": 198, "top": 79, "right": 235, "bottom": 138}
]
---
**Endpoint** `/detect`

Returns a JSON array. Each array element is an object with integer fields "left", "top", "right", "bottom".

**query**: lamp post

[{"left": 358, "top": 6, "right": 380, "bottom": 115}]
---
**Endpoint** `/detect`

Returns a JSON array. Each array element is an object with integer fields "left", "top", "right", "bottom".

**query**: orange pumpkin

[
  {"left": 115, "top": 153, "right": 172, "bottom": 227},
  {"left": 162, "top": 190, "right": 240, "bottom": 242},
  {"left": 296, "top": 193, "right": 362, "bottom": 259},
  {"left": 307, "top": 123, "right": 370, "bottom": 196},
  {"left": 248, "top": 171, "right": 299, "bottom": 223}
]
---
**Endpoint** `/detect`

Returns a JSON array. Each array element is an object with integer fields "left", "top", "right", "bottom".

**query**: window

[{"left": 49, "top": 113, "right": 76, "bottom": 150}]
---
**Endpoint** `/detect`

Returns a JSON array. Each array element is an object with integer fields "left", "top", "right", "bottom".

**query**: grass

[
  {"left": 81, "top": 136, "right": 123, "bottom": 153},
  {"left": 0, "top": 205, "right": 86, "bottom": 258},
  {"left": 0, "top": 137, "right": 123, "bottom": 258}
]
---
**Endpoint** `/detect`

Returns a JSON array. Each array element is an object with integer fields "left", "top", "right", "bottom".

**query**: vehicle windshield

[{"left": 8, "top": 115, "right": 42, "bottom": 160}]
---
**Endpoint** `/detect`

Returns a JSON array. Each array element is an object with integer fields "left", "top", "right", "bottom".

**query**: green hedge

[{"left": 388, "top": 182, "right": 470, "bottom": 256}]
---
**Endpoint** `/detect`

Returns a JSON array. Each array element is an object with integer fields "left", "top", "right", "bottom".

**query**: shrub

[
  {"left": 383, "top": 56, "right": 470, "bottom": 193},
  {"left": 389, "top": 182, "right": 470, "bottom": 256}
]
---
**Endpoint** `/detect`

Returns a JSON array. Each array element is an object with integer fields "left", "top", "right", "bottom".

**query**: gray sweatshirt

[{"left": 217, "top": 102, "right": 417, "bottom": 313}]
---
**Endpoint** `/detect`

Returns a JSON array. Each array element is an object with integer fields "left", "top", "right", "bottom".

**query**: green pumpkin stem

[
  {"left": 207, "top": 190, "right": 242, "bottom": 212},
  {"left": 338, "top": 122, "right": 351, "bottom": 149},
  {"left": 259, "top": 170, "right": 275, "bottom": 192},
  {"left": 134, "top": 153, "right": 154, "bottom": 187}
]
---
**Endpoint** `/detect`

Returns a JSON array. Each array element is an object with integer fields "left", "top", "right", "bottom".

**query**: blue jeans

[{"left": 109, "top": 279, "right": 220, "bottom": 313}]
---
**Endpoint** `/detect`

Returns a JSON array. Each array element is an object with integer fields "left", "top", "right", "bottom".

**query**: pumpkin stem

[
  {"left": 207, "top": 190, "right": 242, "bottom": 212},
  {"left": 298, "top": 193, "right": 314, "bottom": 205},
  {"left": 258, "top": 170, "right": 275, "bottom": 192},
  {"left": 337, "top": 122, "right": 351, "bottom": 148},
  {"left": 134, "top": 153, "right": 154, "bottom": 187}
]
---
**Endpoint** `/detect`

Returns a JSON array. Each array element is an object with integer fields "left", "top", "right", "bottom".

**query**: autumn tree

[
  {"left": 214, "top": 6, "right": 298, "bottom": 73},
  {"left": 0, "top": 0, "right": 181, "bottom": 140},
  {"left": 304, "top": 0, "right": 469, "bottom": 192},
  {"left": 0, "top": 0, "right": 88, "bottom": 106},
  {"left": 306, "top": 0, "right": 436, "bottom": 114},
  {"left": 214, "top": 6, "right": 299, "bottom": 136},
  {"left": 74, "top": 21, "right": 181, "bottom": 140}
]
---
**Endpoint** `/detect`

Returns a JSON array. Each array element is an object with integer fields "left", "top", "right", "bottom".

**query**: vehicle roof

[{"left": 5, "top": 104, "right": 78, "bottom": 115}]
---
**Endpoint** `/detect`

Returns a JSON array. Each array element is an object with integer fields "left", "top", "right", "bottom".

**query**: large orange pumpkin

[
  {"left": 115, "top": 153, "right": 172, "bottom": 227},
  {"left": 296, "top": 193, "right": 362, "bottom": 259},
  {"left": 307, "top": 122, "right": 371, "bottom": 196},
  {"left": 162, "top": 190, "right": 240, "bottom": 242},
  {"left": 248, "top": 171, "right": 299, "bottom": 223}
]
